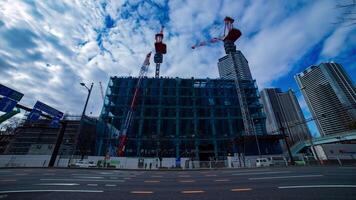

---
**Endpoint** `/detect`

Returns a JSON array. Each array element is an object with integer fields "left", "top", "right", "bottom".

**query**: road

[{"left": 0, "top": 166, "right": 355, "bottom": 199}]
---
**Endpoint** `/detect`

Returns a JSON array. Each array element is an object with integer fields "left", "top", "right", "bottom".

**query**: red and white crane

[
  {"left": 154, "top": 26, "right": 167, "bottom": 78},
  {"left": 117, "top": 52, "right": 152, "bottom": 156},
  {"left": 191, "top": 16, "right": 242, "bottom": 49}
]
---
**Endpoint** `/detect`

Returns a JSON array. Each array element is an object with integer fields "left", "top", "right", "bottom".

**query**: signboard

[
  {"left": 49, "top": 116, "right": 60, "bottom": 128},
  {"left": 34, "top": 101, "right": 63, "bottom": 118},
  {"left": 27, "top": 109, "right": 42, "bottom": 122},
  {"left": 27, "top": 101, "right": 63, "bottom": 126},
  {"left": 0, "top": 97, "right": 17, "bottom": 113},
  {"left": 0, "top": 84, "right": 24, "bottom": 101}
]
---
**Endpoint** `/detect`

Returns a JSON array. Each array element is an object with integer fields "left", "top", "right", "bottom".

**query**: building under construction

[
  {"left": 95, "top": 17, "right": 282, "bottom": 160},
  {"left": 97, "top": 77, "right": 282, "bottom": 160}
]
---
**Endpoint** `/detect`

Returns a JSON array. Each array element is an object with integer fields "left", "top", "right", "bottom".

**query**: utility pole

[{"left": 276, "top": 112, "right": 295, "bottom": 165}]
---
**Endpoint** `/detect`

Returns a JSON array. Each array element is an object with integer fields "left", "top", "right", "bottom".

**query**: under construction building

[{"left": 97, "top": 77, "right": 282, "bottom": 160}]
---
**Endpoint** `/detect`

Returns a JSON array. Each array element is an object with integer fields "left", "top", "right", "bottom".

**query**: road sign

[
  {"left": 27, "top": 109, "right": 41, "bottom": 122},
  {"left": 34, "top": 101, "right": 63, "bottom": 118},
  {"left": 0, "top": 84, "right": 24, "bottom": 101},
  {"left": 0, "top": 97, "right": 17, "bottom": 113},
  {"left": 50, "top": 116, "right": 60, "bottom": 128}
]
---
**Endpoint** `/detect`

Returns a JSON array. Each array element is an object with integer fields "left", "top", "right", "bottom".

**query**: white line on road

[
  {"left": 105, "top": 184, "right": 116, "bottom": 187},
  {"left": 214, "top": 179, "right": 230, "bottom": 182},
  {"left": 87, "top": 184, "right": 98, "bottom": 186},
  {"left": 278, "top": 185, "right": 356, "bottom": 189},
  {"left": 249, "top": 174, "right": 323, "bottom": 180},
  {"left": 232, "top": 171, "right": 291, "bottom": 176},
  {"left": 0, "top": 190, "right": 103, "bottom": 194},
  {"left": 74, "top": 176, "right": 105, "bottom": 179},
  {"left": 35, "top": 183, "right": 80, "bottom": 186},
  {"left": 40, "top": 178, "right": 125, "bottom": 182}
]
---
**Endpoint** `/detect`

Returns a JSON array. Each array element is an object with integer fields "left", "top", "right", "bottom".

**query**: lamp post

[
  {"left": 77, "top": 82, "right": 93, "bottom": 159},
  {"left": 80, "top": 82, "right": 94, "bottom": 117}
]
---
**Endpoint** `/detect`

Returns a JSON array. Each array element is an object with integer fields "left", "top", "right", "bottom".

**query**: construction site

[{"left": 0, "top": 17, "right": 284, "bottom": 168}]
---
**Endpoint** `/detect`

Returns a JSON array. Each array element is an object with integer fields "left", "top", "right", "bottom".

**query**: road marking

[
  {"left": 130, "top": 191, "right": 154, "bottom": 194},
  {"left": 0, "top": 190, "right": 103, "bottom": 194},
  {"left": 181, "top": 190, "right": 204, "bottom": 194},
  {"left": 151, "top": 175, "right": 163, "bottom": 178},
  {"left": 222, "top": 169, "right": 270, "bottom": 173},
  {"left": 144, "top": 180, "right": 160, "bottom": 183},
  {"left": 249, "top": 174, "right": 323, "bottom": 180},
  {"left": 179, "top": 175, "right": 191, "bottom": 178},
  {"left": 232, "top": 171, "right": 291, "bottom": 176},
  {"left": 36, "top": 183, "right": 79, "bottom": 186},
  {"left": 179, "top": 180, "right": 195, "bottom": 183},
  {"left": 105, "top": 184, "right": 116, "bottom": 187},
  {"left": 40, "top": 178, "right": 125, "bottom": 182},
  {"left": 15, "top": 173, "right": 27, "bottom": 176},
  {"left": 0, "top": 179, "right": 16, "bottom": 182},
  {"left": 74, "top": 176, "right": 104, "bottom": 179},
  {"left": 87, "top": 184, "right": 98, "bottom": 186},
  {"left": 278, "top": 185, "right": 356, "bottom": 189},
  {"left": 100, "top": 172, "right": 113, "bottom": 175},
  {"left": 214, "top": 179, "right": 230, "bottom": 182},
  {"left": 205, "top": 174, "right": 217, "bottom": 177},
  {"left": 231, "top": 188, "right": 252, "bottom": 192},
  {"left": 43, "top": 173, "right": 55, "bottom": 176}
]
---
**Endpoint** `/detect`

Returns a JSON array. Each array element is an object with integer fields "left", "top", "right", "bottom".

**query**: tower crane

[
  {"left": 153, "top": 26, "right": 167, "bottom": 78},
  {"left": 191, "top": 16, "right": 242, "bottom": 49},
  {"left": 117, "top": 52, "right": 152, "bottom": 156},
  {"left": 191, "top": 17, "right": 258, "bottom": 144}
]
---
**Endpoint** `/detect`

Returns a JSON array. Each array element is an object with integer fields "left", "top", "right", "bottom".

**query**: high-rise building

[
  {"left": 260, "top": 88, "right": 311, "bottom": 151},
  {"left": 295, "top": 62, "right": 356, "bottom": 136},
  {"left": 98, "top": 77, "right": 281, "bottom": 160},
  {"left": 218, "top": 50, "right": 253, "bottom": 81}
]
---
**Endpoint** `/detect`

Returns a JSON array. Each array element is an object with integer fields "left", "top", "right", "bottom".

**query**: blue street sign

[
  {"left": 0, "top": 97, "right": 17, "bottom": 113},
  {"left": 34, "top": 101, "right": 63, "bottom": 119},
  {"left": 0, "top": 84, "right": 24, "bottom": 101},
  {"left": 49, "top": 116, "right": 60, "bottom": 128},
  {"left": 27, "top": 109, "right": 42, "bottom": 122}
]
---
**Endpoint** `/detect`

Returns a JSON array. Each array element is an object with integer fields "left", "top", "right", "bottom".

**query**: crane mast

[{"left": 117, "top": 52, "right": 152, "bottom": 156}]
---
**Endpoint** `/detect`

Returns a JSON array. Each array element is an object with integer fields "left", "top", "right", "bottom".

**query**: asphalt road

[{"left": 0, "top": 166, "right": 355, "bottom": 200}]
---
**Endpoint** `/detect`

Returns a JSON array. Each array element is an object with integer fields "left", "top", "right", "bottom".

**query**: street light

[{"left": 80, "top": 82, "right": 94, "bottom": 117}]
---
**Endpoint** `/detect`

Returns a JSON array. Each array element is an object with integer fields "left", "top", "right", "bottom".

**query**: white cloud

[{"left": 0, "top": 0, "right": 352, "bottom": 120}]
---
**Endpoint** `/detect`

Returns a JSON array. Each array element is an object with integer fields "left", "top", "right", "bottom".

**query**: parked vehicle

[
  {"left": 256, "top": 158, "right": 271, "bottom": 167},
  {"left": 74, "top": 160, "right": 96, "bottom": 168},
  {"left": 268, "top": 156, "right": 287, "bottom": 166}
]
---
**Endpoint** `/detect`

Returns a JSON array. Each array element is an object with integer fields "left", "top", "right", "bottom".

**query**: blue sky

[{"left": 0, "top": 0, "right": 355, "bottom": 136}]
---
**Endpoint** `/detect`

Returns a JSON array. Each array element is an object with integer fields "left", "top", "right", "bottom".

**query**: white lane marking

[
  {"left": 205, "top": 174, "right": 217, "bottom": 177},
  {"left": 179, "top": 180, "right": 195, "bottom": 183},
  {"left": 87, "top": 184, "right": 98, "bottom": 186},
  {"left": 14, "top": 173, "right": 27, "bottom": 176},
  {"left": 0, "top": 190, "right": 103, "bottom": 194},
  {"left": 100, "top": 172, "right": 113, "bottom": 175},
  {"left": 249, "top": 174, "right": 323, "bottom": 180},
  {"left": 222, "top": 169, "right": 270, "bottom": 173},
  {"left": 40, "top": 178, "right": 125, "bottom": 182},
  {"left": 74, "top": 176, "right": 104, "bottom": 179},
  {"left": 232, "top": 171, "right": 291, "bottom": 176},
  {"left": 279, "top": 185, "right": 356, "bottom": 189},
  {"left": 36, "top": 183, "right": 80, "bottom": 186},
  {"left": 214, "top": 179, "right": 230, "bottom": 182},
  {"left": 43, "top": 173, "right": 55, "bottom": 176},
  {"left": 105, "top": 184, "right": 116, "bottom": 187},
  {"left": 181, "top": 190, "right": 205, "bottom": 194},
  {"left": 151, "top": 175, "right": 163, "bottom": 178}
]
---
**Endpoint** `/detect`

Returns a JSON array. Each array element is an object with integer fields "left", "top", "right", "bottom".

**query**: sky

[{"left": 0, "top": 0, "right": 355, "bottom": 136}]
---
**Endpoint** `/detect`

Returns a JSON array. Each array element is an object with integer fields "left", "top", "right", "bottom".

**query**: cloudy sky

[{"left": 0, "top": 0, "right": 355, "bottom": 135}]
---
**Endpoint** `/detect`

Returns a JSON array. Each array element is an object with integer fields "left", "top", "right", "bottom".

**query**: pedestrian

[
  {"left": 144, "top": 163, "right": 147, "bottom": 170},
  {"left": 149, "top": 162, "right": 152, "bottom": 170}
]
